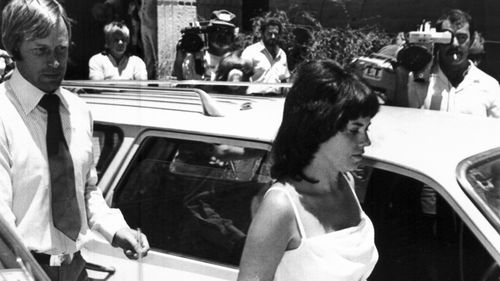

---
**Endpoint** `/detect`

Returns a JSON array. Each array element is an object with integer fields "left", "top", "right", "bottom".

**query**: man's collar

[
  {"left": 258, "top": 40, "right": 281, "bottom": 59},
  {"left": 102, "top": 50, "right": 129, "bottom": 65},
  {"left": 435, "top": 60, "right": 472, "bottom": 86},
  {"left": 8, "top": 68, "right": 67, "bottom": 115}
]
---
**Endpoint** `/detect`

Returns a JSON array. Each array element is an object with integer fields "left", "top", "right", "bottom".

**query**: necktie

[{"left": 39, "top": 94, "right": 81, "bottom": 241}]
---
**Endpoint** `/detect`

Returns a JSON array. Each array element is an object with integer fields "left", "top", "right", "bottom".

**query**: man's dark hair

[
  {"left": 436, "top": 9, "right": 476, "bottom": 44},
  {"left": 271, "top": 59, "right": 380, "bottom": 182},
  {"left": 260, "top": 17, "right": 283, "bottom": 36}
]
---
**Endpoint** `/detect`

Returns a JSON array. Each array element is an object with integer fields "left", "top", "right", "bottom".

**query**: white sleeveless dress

[{"left": 267, "top": 174, "right": 379, "bottom": 281}]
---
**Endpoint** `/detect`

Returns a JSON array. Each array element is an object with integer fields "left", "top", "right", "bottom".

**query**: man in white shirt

[
  {"left": 394, "top": 9, "right": 500, "bottom": 281},
  {"left": 241, "top": 17, "right": 290, "bottom": 95},
  {"left": 397, "top": 9, "right": 500, "bottom": 116},
  {"left": 89, "top": 21, "right": 147, "bottom": 80},
  {"left": 0, "top": 1, "right": 149, "bottom": 280}
]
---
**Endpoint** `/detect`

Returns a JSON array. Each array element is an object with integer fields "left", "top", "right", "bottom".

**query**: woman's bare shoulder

[{"left": 257, "top": 182, "right": 297, "bottom": 217}]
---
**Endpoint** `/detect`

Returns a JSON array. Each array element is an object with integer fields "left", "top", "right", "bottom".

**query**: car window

[
  {"left": 112, "top": 136, "right": 272, "bottom": 266},
  {"left": 364, "top": 168, "right": 497, "bottom": 281},
  {"left": 457, "top": 149, "right": 500, "bottom": 234},
  {"left": 92, "top": 123, "right": 124, "bottom": 182}
]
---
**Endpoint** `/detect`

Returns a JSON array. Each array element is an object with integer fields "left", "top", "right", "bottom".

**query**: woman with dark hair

[{"left": 237, "top": 59, "right": 380, "bottom": 281}]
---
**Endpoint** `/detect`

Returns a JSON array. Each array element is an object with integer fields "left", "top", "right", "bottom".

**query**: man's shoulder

[
  {"left": 469, "top": 64, "right": 499, "bottom": 85},
  {"left": 277, "top": 47, "right": 288, "bottom": 59},
  {"left": 129, "top": 55, "right": 145, "bottom": 62},
  {"left": 89, "top": 52, "right": 107, "bottom": 63},
  {"left": 60, "top": 87, "right": 90, "bottom": 112},
  {"left": 243, "top": 41, "right": 264, "bottom": 53}
]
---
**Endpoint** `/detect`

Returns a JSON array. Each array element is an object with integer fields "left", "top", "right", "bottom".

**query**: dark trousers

[{"left": 36, "top": 252, "right": 88, "bottom": 281}]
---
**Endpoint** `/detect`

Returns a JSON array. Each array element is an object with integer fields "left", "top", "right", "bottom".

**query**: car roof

[
  {"left": 77, "top": 88, "right": 285, "bottom": 143},
  {"left": 366, "top": 106, "right": 500, "bottom": 181},
  {"left": 75, "top": 84, "right": 500, "bottom": 178}
]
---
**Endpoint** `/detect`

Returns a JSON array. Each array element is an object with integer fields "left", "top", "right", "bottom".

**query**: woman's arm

[{"left": 237, "top": 188, "right": 297, "bottom": 281}]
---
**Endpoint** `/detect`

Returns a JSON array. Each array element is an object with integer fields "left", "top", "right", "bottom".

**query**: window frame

[
  {"left": 92, "top": 123, "right": 124, "bottom": 183},
  {"left": 108, "top": 129, "right": 273, "bottom": 266},
  {"left": 456, "top": 147, "right": 500, "bottom": 234}
]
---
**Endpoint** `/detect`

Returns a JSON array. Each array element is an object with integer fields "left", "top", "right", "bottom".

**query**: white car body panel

[{"left": 62, "top": 82, "right": 500, "bottom": 280}]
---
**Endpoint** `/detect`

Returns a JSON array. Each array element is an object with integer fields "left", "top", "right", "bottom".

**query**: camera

[
  {"left": 178, "top": 22, "right": 210, "bottom": 53},
  {"left": 397, "top": 21, "right": 452, "bottom": 79}
]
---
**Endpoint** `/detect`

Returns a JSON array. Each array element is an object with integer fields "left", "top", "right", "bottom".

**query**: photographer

[
  {"left": 395, "top": 9, "right": 500, "bottom": 115},
  {"left": 393, "top": 9, "right": 500, "bottom": 281},
  {"left": 172, "top": 10, "right": 238, "bottom": 81}
]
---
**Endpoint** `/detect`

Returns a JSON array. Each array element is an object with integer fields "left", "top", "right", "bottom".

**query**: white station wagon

[{"left": 60, "top": 81, "right": 500, "bottom": 281}]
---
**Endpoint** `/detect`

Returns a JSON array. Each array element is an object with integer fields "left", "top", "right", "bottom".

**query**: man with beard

[
  {"left": 173, "top": 10, "right": 238, "bottom": 81},
  {"left": 399, "top": 9, "right": 500, "bottom": 116},
  {"left": 89, "top": 21, "right": 147, "bottom": 80},
  {"left": 242, "top": 17, "right": 290, "bottom": 95}
]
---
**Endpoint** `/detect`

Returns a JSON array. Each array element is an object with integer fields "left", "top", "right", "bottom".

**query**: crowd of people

[{"left": 0, "top": 0, "right": 499, "bottom": 280}]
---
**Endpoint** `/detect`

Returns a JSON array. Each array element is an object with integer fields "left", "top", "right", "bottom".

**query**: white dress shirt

[
  {"left": 408, "top": 61, "right": 500, "bottom": 117},
  {"left": 242, "top": 41, "right": 290, "bottom": 95},
  {"left": 0, "top": 69, "right": 129, "bottom": 255}
]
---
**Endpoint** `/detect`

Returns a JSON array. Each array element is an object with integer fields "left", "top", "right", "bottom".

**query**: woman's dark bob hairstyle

[{"left": 271, "top": 59, "right": 380, "bottom": 182}]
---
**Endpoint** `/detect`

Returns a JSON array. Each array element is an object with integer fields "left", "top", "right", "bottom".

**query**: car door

[
  {"left": 88, "top": 123, "right": 500, "bottom": 281},
  {"left": 0, "top": 215, "right": 50, "bottom": 281},
  {"left": 83, "top": 128, "right": 273, "bottom": 281},
  {"left": 357, "top": 165, "right": 499, "bottom": 281}
]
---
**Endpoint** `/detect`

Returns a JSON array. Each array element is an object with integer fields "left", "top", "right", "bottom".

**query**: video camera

[
  {"left": 349, "top": 21, "right": 452, "bottom": 104},
  {"left": 178, "top": 10, "right": 236, "bottom": 53},
  {"left": 178, "top": 21, "right": 211, "bottom": 53},
  {"left": 397, "top": 21, "right": 452, "bottom": 80}
]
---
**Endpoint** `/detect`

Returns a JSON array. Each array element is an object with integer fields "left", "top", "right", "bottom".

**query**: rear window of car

[
  {"left": 92, "top": 123, "right": 124, "bottom": 182},
  {"left": 457, "top": 148, "right": 500, "bottom": 233},
  {"left": 111, "top": 135, "right": 273, "bottom": 266}
]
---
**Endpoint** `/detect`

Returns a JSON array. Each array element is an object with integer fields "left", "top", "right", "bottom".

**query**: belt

[{"left": 31, "top": 251, "right": 76, "bottom": 266}]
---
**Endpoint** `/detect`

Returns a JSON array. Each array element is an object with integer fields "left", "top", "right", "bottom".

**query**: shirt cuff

[{"left": 94, "top": 209, "right": 129, "bottom": 244}]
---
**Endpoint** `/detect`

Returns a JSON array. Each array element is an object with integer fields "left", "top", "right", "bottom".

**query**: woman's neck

[{"left": 299, "top": 159, "right": 342, "bottom": 194}]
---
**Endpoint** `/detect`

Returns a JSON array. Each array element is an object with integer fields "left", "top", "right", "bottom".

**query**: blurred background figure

[
  {"left": 172, "top": 9, "right": 238, "bottom": 81},
  {"left": 137, "top": 0, "right": 157, "bottom": 79},
  {"left": 377, "top": 31, "right": 406, "bottom": 60},
  {"left": 92, "top": 0, "right": 157, "bottom": 79},
  {"left": 469, "top": 30, "right": 486, "bottom": 67},
  {"left": 89, "top": 21, "right": 147, "bottom": 80},
  {"left": 214, "top": 50, "right": 253, "bottom": 94},
  {"left": 0, "top": 48, "right": 14, "bottom": 82}
]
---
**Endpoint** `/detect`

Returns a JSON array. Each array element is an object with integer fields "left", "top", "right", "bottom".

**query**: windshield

[{"left": 457, "top": 148, "right": 500, "bottom": 233}]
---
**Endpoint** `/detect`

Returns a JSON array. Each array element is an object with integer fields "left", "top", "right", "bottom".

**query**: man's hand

[{"left": 112, "top": 227, "right": 150, "bottom": 260}]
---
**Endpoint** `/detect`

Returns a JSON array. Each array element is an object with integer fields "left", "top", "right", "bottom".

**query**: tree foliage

[{"left": 243, "top": 10, "right": 392, "bottom": 71}]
